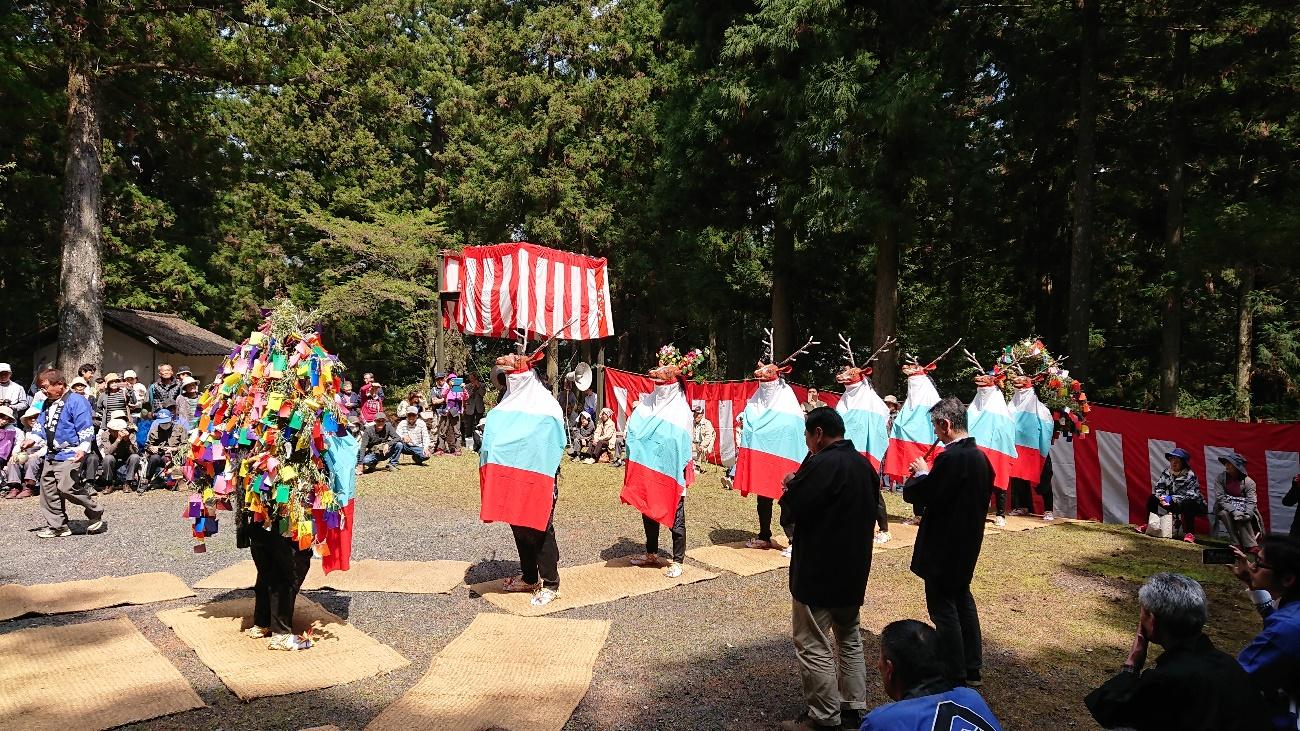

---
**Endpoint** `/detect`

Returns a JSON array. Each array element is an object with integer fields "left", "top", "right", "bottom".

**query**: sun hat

[
  {"left": 406, "top": 406, "right": 419, "bottom": 415},
  {"left": 1165, "top": 447, "right": 1191, "bottom": 462},
  {"left": 154, "top": 408, "right": 173, "bottom": 425},
  {"left": 123, "top": 369, "right": 137, "bottom": 379},
  {"left": 21, "top": 406, "right": 40, "bottom": 422},
  {"left": 0, "top": 362, "right": 10, "bottom": 373},
  {"left": 692, "top": 404, "right": 705, "bottom": 414},
  {"left": 181, "top": 375, "right": 198, "bottom": 387},
  {"left": 71, "top": 377, "right": 88, "bottom": 388},
  {"left": 104, "top": 372, "right": 122, "bottom": 384},
  {"left": 0, "top": 405, "right": 13, "bottom": 420},
  {"left": 107, "top": 418, "right": 129, "bottom": 431},
  {"left": 1218, "top": 452, "right": 1248, "bottom": 475}
]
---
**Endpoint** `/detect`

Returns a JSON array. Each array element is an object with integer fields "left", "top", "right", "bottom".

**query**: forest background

[{"left": 2, "top": 0, "right": 1297, "bottom": 420}]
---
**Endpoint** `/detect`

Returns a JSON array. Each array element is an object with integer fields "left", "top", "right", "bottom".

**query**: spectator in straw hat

[
  {"left": 94, "top": 372, "right": 135, "bottom": 430},
  {"left": 5, "top": 407, "right": 44, "bottom": 498},
  {"left": 175, "top": 375, "right": 201, "bottom": 429}
]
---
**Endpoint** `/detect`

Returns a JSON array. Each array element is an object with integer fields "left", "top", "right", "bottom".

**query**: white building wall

[{"left": 31, "top": 327, "right": 227, "bottom": 385}]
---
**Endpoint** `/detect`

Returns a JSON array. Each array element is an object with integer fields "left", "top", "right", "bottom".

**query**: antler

[
  {"left": 837, "top": 334, "right": 856, "bottom": 368},
  {"left": 529, "top": 317, "right": 581, "bottom": 357},
  {"left": 865, "top": 336, "right": 897, "bottom": 367},
  {"left": 778, "top": 336, "right": 820, "bottom": 366},
  {"left": 962, "top": 348, "right": 986, "bottom": 374},
  {"left": 926, "top": 338, "right": 964, "bottom": 368},
  {"left": 513, "top": 328, "right": 530, "bottom": 355},
  {"left": 903, "top": 351, "right": 922, "bottom": 366},
  {"left": 762, "top": 328, "right": 775, "bottom": 364}
]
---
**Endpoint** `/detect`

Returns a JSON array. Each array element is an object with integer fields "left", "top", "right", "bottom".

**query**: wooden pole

[
  {"left": 596, "top": 341, "right": 606, "bottom": 413},
  {"left": 435, "top": 251, "right": 445, "bottom": 377}
]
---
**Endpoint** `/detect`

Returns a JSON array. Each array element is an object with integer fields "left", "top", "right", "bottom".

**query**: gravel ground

[{"left": 0, "top": 454, "right": 1263, "bottom": 730}]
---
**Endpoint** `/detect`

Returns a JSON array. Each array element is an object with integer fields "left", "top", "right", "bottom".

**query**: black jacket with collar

[
  {"left": 778, "top": 438, "right": 878, "bottom": 608},
  {"left": 903, "top": 436, "right": 993, "bottom": 589}
]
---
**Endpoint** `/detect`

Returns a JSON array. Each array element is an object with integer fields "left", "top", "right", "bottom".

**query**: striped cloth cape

[
  {"left": 479, "top": 368, "right": 566, "bottom": 531},
  {"left": 734, "top": 379, "right": 808, "bottom": 500},
  {"left": 968, "top": 385, "right": 1018, "bottom": 490},
  {"left": 836, "top": 378, "right": 891, "bottom": 471},
  {"left": 883, "top": 374, "right": 943, "bottom": 483},
  {"left": 1010, "top": 386, "right": 1053, "bottom": 485},
  {"left": 620, "top": 383, "right": 695, "bottom": 527}
]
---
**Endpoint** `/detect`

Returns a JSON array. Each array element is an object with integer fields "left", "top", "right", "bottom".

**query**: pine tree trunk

[
  {"left": 1067, "top": 0, "right": 1100, "bottom": 378},
  {"left": 1159, "top": 29, "right": 1189, "bottom": 413},
  {"left": 770, "top": 215, "right": 795, "bottom": 364},
  {"left": 1235, "top": 266, "right": 1254, "bottom": 421},
  {"left": 58, "top": 56, "right": 105, "bottom": 375},
  {"left": 872, "top": 214, "right": 900, "bottom": 397}
]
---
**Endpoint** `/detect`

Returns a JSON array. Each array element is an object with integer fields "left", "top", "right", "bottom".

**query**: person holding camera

[
  {"left": 145, "top": 408, "right": 184, "bottom": 490},
  {"left": 1231, "top": 536, "right": 1300, "bottom": 731}
]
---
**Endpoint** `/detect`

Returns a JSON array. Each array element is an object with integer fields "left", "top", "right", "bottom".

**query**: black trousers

[
  {"left": 924, "top": 579, "right": 983, "bottom": 685},
  {"left": 992, "top": 487, "right": 1007, "bottom": 517},
  {"left": 757, "top": 496, "right": 774, "bottom": 541},
  {"left": 249, "top": 528, "right": 313, "bottom": 635},
  {"left": 510, "top": 486, "right": 560, "bottom": 589},
  {"left": 644, "top": 495, "right": 686, "bottom": 563},
  {"left": 1011, "top": 477, "right": 1054, "bottom": 512},
  {"left": 876, "top": 490, "right": 889, "bottom": 531}
]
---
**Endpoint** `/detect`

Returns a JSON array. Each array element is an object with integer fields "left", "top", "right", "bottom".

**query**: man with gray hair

[{"left": 1085, "top": 572, "right": 1269, "bottom": 731}]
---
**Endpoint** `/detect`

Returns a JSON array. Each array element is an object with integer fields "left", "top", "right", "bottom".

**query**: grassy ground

[{"left": 0, "top": 453, "right": 1263, "bottom": 730}]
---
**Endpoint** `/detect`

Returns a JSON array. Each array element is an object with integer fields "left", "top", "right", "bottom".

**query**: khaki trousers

[
  {"left": 40, "top": 458, "right": 103, "bottom": 529},
  {"left": 791, "top": 599, "right": 867, "bottom": 726}
]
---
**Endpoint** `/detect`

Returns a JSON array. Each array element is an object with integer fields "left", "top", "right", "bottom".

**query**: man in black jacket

[
  {"left": 903, "top": 396, "right": 992, "bottom": 688},
  {"left": 778, "top": 407, "right": 878, "bottom": 731},
  {"left": 1084, "top": 572, "right": 1269, "bottom": 731}
]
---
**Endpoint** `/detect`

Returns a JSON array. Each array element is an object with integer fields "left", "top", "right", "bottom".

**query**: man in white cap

[
  {"left": 24, "top": 368, "right": 104, "bottom": 536},
  {"left": 5, "top": 407, "right": 44, "bottom": 499},
  {"left": 395, "top": 406, "right": 431, "bottom": 465},
  {"left": 86, "top": 417, "right": 140, "bottom": 494},
  {"left": 0, "top": 363, "right": 30, "bottom": 414}
]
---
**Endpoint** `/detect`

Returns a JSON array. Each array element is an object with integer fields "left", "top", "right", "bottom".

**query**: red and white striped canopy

[{"left": 443, "top": 243, "right": 614, "bottom": 341}]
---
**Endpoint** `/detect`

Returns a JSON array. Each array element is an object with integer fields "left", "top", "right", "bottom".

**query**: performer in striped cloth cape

[
  {"left": 963, "top": 350, "right": 1018, "bottom": 527},
  {"left": 834, "top": 335, "right": 896, "bottom": 545},
  {"left": 479, "top": 333, "right": 567, "bottom": 607},
  {"left": 733, "top": 331, "right": 817, "bottom": 551},
  {"left": 621, "top": 346, "right": 701, "bottom": 578}
]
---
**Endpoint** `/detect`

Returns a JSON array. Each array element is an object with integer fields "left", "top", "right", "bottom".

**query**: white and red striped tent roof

[{"left": 442, "top": 243, "right": 614, "bottom": 341}]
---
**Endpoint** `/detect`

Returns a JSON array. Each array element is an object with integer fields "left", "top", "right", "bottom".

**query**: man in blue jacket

[
  {"left": 861, "top": 619, "right": 1002, "bottom": 731},
  {"left": 25, "top": 368, "right": 104, "bottom": 538}
]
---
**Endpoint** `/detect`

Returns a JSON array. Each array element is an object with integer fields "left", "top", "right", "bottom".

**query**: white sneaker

[
  {"left": 530, "top": 588, "right": 559, "bottom": 607},
  {"left": 243, "top": 626, "right": 271, "bottom": 639},
  {"left": 874, "top": 531, "right": 892, "bottom": 544},
  {"left": 1043, "top": 510, "right": 1055, "bottom": 521},
  {"left": 780, "top": 546, "right": 793, "bottom": 559},
  {"left": 36, "top": 526, "right": 72, "bottom": 538},
  {"left": 664, "top": 562, "right": 683, "bottom": 578},
  {"left": 994, "top": 516, "right": 1007, "bottom": 528},
  {"left": 85, "top": 519, "right": 105, "bottom": 534},
  {"left": 268, "top": 633, "right": 313, "bottom": 651}
]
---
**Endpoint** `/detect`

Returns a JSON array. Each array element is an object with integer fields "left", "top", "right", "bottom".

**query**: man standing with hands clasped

[
  {"left": 25, "top": 369, "right": 104, "bottom": 537},
  {"left": 778, "top": 407, "right": 878, "bottom": 731},
  {"left": 903, "top": 396, "right": 992, "bottom": 688}
]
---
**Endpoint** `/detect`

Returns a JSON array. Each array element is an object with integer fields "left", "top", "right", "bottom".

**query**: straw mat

[
  {"left": 468, "top": 556, "right": 717, "bottom": 617},
  {"left": 157, "top": 596, "right": 409, "bottom": 700},
  {"left": 195, "top": 559, "right": 469, "bottom": 594},
  {"left": 0, "top": 572, "right": 194, "bottom": 621},
  {"left": 0, "top": 616, "right": 203, "bottom": 730},
  {"left": 365, "top": 613, "right": 609, "bottom": 731},
  {"left": 686, "top": 538, "right": 789, "bottom": 577}
]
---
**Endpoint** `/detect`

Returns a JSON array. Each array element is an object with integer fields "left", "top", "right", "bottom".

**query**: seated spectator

[
  {"left": 395, "top": 406, "right": 431, "bottom": 465},
  {"left": 359, "top": 411, "right": 400, "bottom": 473},
  {"left": 87, "top": 418, "right": 140, "bottom": 494},
  {"left": 569, "top": 411, "right": 595, "bottom": 461},
  {"left": 1213, "top": 452, "right": 1263, "bottom": 552},
  {"left": 145, "top": 408, "right": 184, "bottom": 491},
  {"left": 123, "top": 369, "right": 148, "bottom": 409},
  {"left": 1084, "top": 572, "right": 1269, "bottom": 731},
  {"left": 861, "top": 619, "right": 1002, "bottom": 731},
  {"left": 587, "top": 407, "right": 619, "bottom": 464},
  {"left": 691, "top": 404, "right": 715, "bottom": 472},
  {"left": 1138, "top": 447, "right": 1206, "bottom": 543},
  {"left": 5, "top": 407, "right": 44, "bottom": 499},
  {"left": 0, "top": 405, "right": 19, "bottom": 485},
  {"left": 136, "top": 409, "right": 153, "bottom": 451},
  {"left": 1231, "top": 536, "right": 1300, "bottom": 730}
]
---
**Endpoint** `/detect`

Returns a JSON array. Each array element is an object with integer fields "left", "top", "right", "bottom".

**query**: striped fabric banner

[
  {"left": 1049, "top": 405, "right": 1300, "bottom": 534},
  {"left": 449, "top": 243, "right": 614, "bottom": 340}
]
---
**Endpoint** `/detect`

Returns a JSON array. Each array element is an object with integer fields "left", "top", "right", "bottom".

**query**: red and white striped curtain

[
  {"left": 1049, "top": 405, "right": 1300, "bottom": 534},
  {"left": 444, "top": 243, "right": 614, "bottom": 341}
]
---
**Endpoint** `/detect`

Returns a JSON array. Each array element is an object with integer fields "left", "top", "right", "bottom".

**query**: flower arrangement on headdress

[
  {"left": 998, "top": 337, "right": 1090, "bottom": 436},
  {"left": 657, "top": 345, "right": 707, "bottom": 380}
]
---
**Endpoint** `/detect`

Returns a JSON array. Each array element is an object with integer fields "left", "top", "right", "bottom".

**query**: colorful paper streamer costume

[
  {"left": 479, "top": 358, "right": 566, "bottom": 531},
  {"left": 184, "top": 302, "right": 359, "bottom": 572},
  {"left": 620, "top": 348, "right": 697, "bottom": 527}
]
